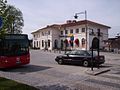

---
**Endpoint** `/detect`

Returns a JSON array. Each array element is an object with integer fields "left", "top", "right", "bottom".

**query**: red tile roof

[
  {"left": 60, "top": 20, "right": 111, "bottom": 28},
  {"left": 31, "top": 20, "right": 111, "bottom": 34}
]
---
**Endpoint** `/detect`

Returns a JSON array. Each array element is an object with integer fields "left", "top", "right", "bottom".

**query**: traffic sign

[{"left": 0, "top": 16, "right": 3, "bottom": 29}]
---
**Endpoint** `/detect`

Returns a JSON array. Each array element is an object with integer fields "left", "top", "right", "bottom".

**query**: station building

[{"left": 31, "top": 20, "right": 111, "bottom": 50}]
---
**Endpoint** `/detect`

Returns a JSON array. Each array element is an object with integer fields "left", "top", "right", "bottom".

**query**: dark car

[{"left": 55, "top": 50, "right": 105, "bottom": 67}]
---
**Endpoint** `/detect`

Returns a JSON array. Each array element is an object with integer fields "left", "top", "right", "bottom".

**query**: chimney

[
  {"left": 66, "top": 20, "right": 72, "bottom": 24},
  {"left": 72, "top": 20, "right": 77, "bottom": 23},
  {"left": 66, "top": 20, "right": 77, "bottom": 24}
]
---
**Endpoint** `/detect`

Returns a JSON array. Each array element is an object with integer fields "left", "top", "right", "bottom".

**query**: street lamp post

[
  {"left": 74, "top": 10, "right": 88, "bottom": 50},
  {"left": 97, "top": 29, "right": 100, "bottom": 69}
]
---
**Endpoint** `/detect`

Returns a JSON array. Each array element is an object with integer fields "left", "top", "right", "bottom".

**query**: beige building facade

[{"left": 31, "top": 20, "right": 111, "bottom": 50}]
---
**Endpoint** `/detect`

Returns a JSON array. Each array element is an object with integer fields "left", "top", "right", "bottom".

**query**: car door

[
  {"left": 73, "top": 51, "right": 88, "bottom": 63},
  {"left": 67, "top": 51, "right": 82, "bottom": 63},
  {"left": 63, "top": 51, "right": 76, "bottom": 63}
]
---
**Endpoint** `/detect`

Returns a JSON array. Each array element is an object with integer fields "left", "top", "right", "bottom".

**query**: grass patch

[{"left": 0, "top": 77, "right": 38, "bottom": 90}]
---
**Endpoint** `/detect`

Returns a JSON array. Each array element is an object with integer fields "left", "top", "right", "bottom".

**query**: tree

[
  {"left": 0, "top": 0, "right": 7, "bottom": 14},
  {"left": 3, "top": 5, "right": 24, "bottom": 34},
  {"left": 0, "top": 1, "right": 24, "bottom": 34},
  {"left": 0, "top": 0, "right": 7, "bottom": 37}
]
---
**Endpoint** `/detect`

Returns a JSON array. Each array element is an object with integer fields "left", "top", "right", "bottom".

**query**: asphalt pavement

[{"left": 0, "top": 50, "right": 120, "bottom": 90}]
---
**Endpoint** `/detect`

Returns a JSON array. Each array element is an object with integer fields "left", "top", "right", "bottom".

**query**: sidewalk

[{"left": 0, "top": 65, "right": 120, "bottom": 90}]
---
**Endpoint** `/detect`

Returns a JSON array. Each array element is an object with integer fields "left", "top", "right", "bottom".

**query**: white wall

[
  {"left": 88, "top": 24, "right": 109, "bottom": 49},
  {"left": 32, "top": 23, "right": 109, "bottom": 50}
]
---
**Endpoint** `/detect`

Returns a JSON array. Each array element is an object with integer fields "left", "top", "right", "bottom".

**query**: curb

[{"left": 85, "top": 68, "right": 111, "bottom": 76}]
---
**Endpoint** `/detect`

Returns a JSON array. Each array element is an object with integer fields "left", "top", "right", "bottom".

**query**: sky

[{"left": 8, "top": 0, "right": 120, "bottom": 39}]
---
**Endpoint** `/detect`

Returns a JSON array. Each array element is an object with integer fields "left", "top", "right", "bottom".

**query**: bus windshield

[{"left": 0, "top": 34, "right": 29, "bottom": 56}]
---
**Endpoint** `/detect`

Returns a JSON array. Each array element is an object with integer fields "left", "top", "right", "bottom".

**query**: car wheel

[
  {"left": 58, "top": 59, "right": 63, "bottom": 65},
  {"left": 83, "top": 60, "right": 89, "bottom": 67}
]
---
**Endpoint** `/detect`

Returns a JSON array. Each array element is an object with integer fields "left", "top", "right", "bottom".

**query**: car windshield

[
  {"left": 66, "top": 51, "right": 76, "bottom": 55},
  {"left": 65, "top": 50, "right": 90, "bottom": 56}
]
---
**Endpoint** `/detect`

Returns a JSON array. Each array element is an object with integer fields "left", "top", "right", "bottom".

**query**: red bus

[{"left": 0, "top": 34, "right": 30, "bottom": 68}]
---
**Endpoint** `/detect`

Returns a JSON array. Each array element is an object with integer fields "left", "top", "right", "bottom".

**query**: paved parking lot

[{"left": 0, "top": 50, "right": 120, "bottom": 90}]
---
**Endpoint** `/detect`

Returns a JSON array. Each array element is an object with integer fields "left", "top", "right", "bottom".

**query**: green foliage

[
  {"left": 0, "top": 0, "right": 7, "bottom": 15},
  {"left": 0, "top": 0, "right": 24, "bottom": 36},
  {"left": 0, "top": 0, "right": 7, "bottom": 37},
  {"left": 0, "top": 29, "right": 6, "bottom": 38}
]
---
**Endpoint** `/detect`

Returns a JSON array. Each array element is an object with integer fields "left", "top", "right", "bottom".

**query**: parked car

[{"left": 55, "top": 50, "right": 105, "bottom": 67}]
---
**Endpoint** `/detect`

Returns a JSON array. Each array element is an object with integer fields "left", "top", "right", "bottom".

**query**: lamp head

[{"left": 74, "top": 14, "right": 78, "bottom": 19}]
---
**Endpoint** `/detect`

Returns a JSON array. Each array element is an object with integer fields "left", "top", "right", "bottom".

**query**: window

[
  {"left": 82, "top": 28, "right": 85, "bottom": 33},
  {"left": 70, "top": 29, "right": 73, "bottom": 34},
  {"left": 42, "top": 32, "right": 44, "bottom": 36},
  {"left": 34, "top": 35, "right": 35, "bottom": 38},
  {"left": 37, "top": 41, "right": 38, "bottom": 47},
  {"left": 82, "top": 38, "right": 85, "bottom": 47},
  {"left": 97, "top": 29, "right": 100, "bottom": 36},
  {"left": 48, "top": 40, "right": 50, "bottom": 47},
  {"left": 67, "top": 51, "right": 77, "bottom": 55},
  {"left": 65, "top": 30, "right": 68, "bottom": 34},
  {"left": 54, "top": 39, "right": 58, "bottom": 49},
  {"left": 42, "top": 40, "right": 44, "bottom": 47},
  {"left": 61, "top": 40, "right": 64, "bottom": 49},
  {"left": 75, "top": 39, "right": 79, "bottom": 47},
  {"left": 48, "top": 31, "right": 50, "bottom": 35},
  {"left": 0, "top": 40, "right": 29, "bottom": 56},
  {"left": 64, "top": 39, "right": 68, "bottom": 47},
  {"left": 61, "top": 31, "right": 63, "bottom": 35},
  {"left": 76, "top": 29, "right": 79, "bottom": 33},
  {"left": 34, "top": 41, "right": 35, "bottom": 48}
]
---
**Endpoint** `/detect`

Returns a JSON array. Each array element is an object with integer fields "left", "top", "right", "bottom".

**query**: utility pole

[{"left": 97, "top": 29, "right": 100, "bottom": 69}]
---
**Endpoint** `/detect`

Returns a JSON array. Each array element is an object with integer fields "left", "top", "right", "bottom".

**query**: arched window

[
  {"left": 82, "top": 38, "right": 85, "bottom": 47},
  {"left": 42, "top": 40, "right": 44, "bottom": 47},
  {"left": 75, "top": 39, "right": 79, "bottom": 47},
  {"left": 54, "top": 39, "right": 58, "bottom": 49},
  {"left": 61, "top": 40, "right": 64, "bottom": 49},
  {"left": 37, "top": 41, "right": 38, "bottom": 47},
  {"left": 92, "top": 37, "right": 99, "bottom": 49},
  {"left": 34, "top": 41, "right": 35, "bottom": 48},
  {"left": 69, "top": 40, "right": 73, "bottom": 47},
  {"left": 48, "top": 40, "right": 50, "bottom": 47},
  {"left": 64, "top": 39, "right": 68, "bottom": 47}
]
